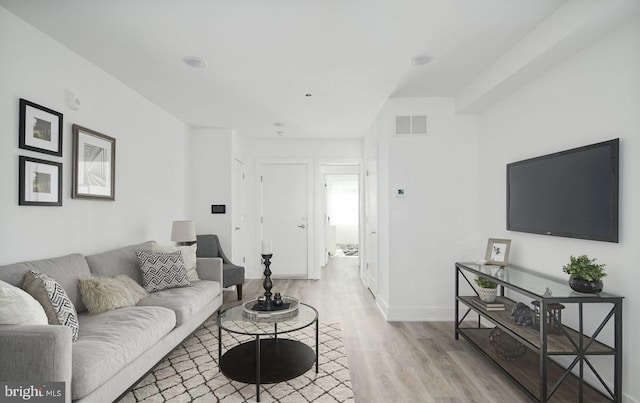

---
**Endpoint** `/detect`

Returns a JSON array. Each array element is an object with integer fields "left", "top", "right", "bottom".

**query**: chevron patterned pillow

[
  {"left": 136, "top": 251, "right": 191, "bottom": 292},
  {"left": 22, "top": 271, "right": 80, "bottom": 341}
]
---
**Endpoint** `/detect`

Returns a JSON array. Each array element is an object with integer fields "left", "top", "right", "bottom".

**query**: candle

[{"left": 261, "top": 240, "right": 272, "bottom": 255}]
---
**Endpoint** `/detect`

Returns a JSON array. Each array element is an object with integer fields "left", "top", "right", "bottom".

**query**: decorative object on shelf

[
  {"left": 510, "top": 302, "right": 533, "bottom": 326},
  {"left": 562, "top": 254, "right": 606, "bottom": 294},
  {"left": 243, "top": 295, "right": 299, "bottom": 322},
  {"left": 531, "top": 301, "right": 565, "bottom": 334},
  {"left": 475, "top": 276, "right": 498, "bottom": 303},
  {"left": 472, "top": 296, "right": 505, "bottom": 311},
  {"left": 171, "top": 221, "right": 196, "bottom": 246},
  {"left": 19, "top": 156, "right": 63, "bottom": 206},
  {"left": 489, "top": 327, "right": 527, "bottom": 361},
  {"left": 485, "top": 238, "right": 511, "bottom": 266},
  {"left": 72, "top": 124, "right": 116, "bottom": 200},
  {"left": 19, "top": 98, "right": 63, "bottom": 157}
]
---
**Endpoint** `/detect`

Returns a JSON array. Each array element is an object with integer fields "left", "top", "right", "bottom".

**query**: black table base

[{"left": 220, "top": 338, "right": 316, "bottom": 384}]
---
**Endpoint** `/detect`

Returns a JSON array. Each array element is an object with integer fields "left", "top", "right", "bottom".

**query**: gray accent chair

[{"left": 196, "top": 234, "right": 245, "bottom": 300}]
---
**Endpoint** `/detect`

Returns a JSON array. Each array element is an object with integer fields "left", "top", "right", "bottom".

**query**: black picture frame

[
  {"left": 19, "top": 156, "right": 63, "bottom": 206},
  {"left": 19, "top": 99, "right": 63, "bottom": 157},
  {"left": 72, "top": 124, "right": 116, "bottom": 200}
]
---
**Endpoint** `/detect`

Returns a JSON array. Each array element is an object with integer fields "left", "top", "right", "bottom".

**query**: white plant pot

[{"left": 478, "top": 287, "right": 497, "bottom": 303}]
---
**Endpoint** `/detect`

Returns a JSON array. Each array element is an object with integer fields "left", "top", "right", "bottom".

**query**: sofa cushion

[
  {"left": 79, "top": 274, "right": 148, "bottom": 314},
  {"left": 152, "top": 243, "right": 199, "bottom": 281},
  {"left": 85, "top": 241, "right": 154, "bottom": 285},
  {"left": 136, "top": 251, "right": 191, "bottom": 292},
  {"left": 0, "top": 253, "right": 91, "bottom": 313},
  {"left": 137, "top": 280, "right": 220, "bottom": 326},
  {"left": 72, "top": 306, "right": 176, "bottom": 400},
  {"left": 0, "top": 280, "right": 48, "bottom": 325},
  {"left": 22, "top": 271, "right": 80, "bottom": 341}
]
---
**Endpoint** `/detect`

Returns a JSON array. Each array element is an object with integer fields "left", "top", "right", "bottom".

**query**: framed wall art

[
  {"left": 19, "top": 156, "right": 62, "bottom": 206},
  {"left": 72, "top": 124, "right": 116, "bottom": 200},
  {"left": 485, "top": 238, "right": 511, "bottom": 266},
  {"left": 19, "top": 99, "right": 63, "bottom": 156}
]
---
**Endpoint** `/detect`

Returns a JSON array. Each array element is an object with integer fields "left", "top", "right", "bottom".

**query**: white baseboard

[{"left": 375, "top": 296, "right": 389, "bottom": 320}]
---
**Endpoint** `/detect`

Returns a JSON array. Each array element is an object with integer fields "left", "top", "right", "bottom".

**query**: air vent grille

[{"left": 395, "top": 115, "right": 428, "bottom": 136}]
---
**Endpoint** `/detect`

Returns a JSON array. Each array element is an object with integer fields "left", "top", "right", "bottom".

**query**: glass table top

[
  {"left": 217, "top": 302, "right": 318, "bottom": 336},
  {"left": 457, "top": 262, "right": 622, "bottom": 300}
]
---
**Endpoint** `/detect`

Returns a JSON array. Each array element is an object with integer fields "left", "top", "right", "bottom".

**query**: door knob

[
  {"left": 235, "top": 227, "right": 241, "bottom": 230},
  {"left": 298, "top": 224, "right": 306, "bottom": 228}
]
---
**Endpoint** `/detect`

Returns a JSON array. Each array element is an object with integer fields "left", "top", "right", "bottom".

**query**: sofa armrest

[
  {"left": 196, "top": 257, "right": 223, "bottom": 283},
  {"left": 0, "top": 325, "right": 72, "bottom": 401}
]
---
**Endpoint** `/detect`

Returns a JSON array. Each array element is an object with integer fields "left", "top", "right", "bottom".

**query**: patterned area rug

[
  {"left": 336, "top": 245, "right": 358, "bottom": 257},
  {"left": 118, "top": 321, "right": 353, "bottom": 403}
]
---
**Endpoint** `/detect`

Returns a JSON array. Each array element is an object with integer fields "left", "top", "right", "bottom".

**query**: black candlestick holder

[{"left": 261, "top": 254, "right": 274, "bottom": 307}]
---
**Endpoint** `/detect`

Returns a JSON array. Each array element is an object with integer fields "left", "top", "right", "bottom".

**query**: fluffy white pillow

[
  {"left": 79, "top": 274, "right": 148, "bottom": 315},
  {"left": 152, "top": 243, "right": 199, "bottom": 281},
  {"left": 0, "top": 280, "right": 48, "bottom": 325}
]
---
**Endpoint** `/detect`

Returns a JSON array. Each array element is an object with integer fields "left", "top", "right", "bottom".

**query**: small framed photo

[
  {"left": 19, "top": 156, "right": 62, "bottom": 206},
  {"left": 485, "top": 238, "right": 511, "bottom": 266},
  {"left": 72, "top": 124, "right": 116, "bottom": 200},
  {"left": 19, "top": 99, "right": 63, "bottom": 156}
]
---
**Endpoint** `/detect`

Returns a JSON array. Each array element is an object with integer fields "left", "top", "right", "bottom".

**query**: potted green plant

[
  {"left": 475, "top": 276, "right": 499, "bottom": 302},
  {"left": 562, "top": 255, "right": 607, "bottom": 294}
]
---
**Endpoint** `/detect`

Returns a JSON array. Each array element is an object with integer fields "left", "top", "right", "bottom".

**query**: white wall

[
  {"left": 375, "top": 98, "right": 480, "bottom": 320},
  {"left": 0, "top": 7, "right": 190, "bottom": 264},
  {"left": 189, "top": 127, "right": 233, "bottom": 250},
  {"left": 477, "top": 17, "right": 640, "bottom": 403},
  {"left": 238, "top": 139, "right": 362, "bottom": 279}
]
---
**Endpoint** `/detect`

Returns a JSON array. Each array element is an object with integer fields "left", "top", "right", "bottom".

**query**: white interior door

[
  {"left": 365, "top": 152, "right": 378, "bottom": 296},
  {"left": 261, "top": 162, "right": 310, "bottom": 278},
  {"left": 232, "top": 158, "right": 244, "bottom": 266}
]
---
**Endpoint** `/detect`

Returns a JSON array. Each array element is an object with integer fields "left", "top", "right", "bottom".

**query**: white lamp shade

[{"left": 171, "top": 221, "right": 196, "bottom": 242}]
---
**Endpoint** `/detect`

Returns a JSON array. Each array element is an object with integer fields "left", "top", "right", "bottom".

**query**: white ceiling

[{"left": 0, "top": 0, "right": 565, "bottom": 139}]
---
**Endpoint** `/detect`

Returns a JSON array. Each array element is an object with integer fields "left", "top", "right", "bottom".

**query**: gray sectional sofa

[{"left": 0, "top": 241, "right": 223, "bottom": 403}]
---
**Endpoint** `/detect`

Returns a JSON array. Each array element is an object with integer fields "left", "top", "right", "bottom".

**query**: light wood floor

[{"left": 221, "top": 255, "right": 531, "bottom": 403}]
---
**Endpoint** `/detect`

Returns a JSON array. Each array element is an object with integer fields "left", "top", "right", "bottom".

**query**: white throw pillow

[
  {"left": 0, "top": 280, "right": 48, "bottom": 325},
  {"left": 152, "top": 243, "right": 199, "bottom": 281}
]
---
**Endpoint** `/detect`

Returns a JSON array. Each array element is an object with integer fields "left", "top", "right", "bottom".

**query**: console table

[{"left": 455, "top": 262, "right": 623, "bottom": 402}]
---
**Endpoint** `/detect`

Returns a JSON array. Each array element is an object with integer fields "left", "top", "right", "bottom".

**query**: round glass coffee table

[{"left": 216, "top": 300, "right": 319, "bottom": 402}]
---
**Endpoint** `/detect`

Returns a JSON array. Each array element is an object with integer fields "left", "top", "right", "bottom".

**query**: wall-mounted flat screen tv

[{"left": 507, "top": 138, "right": 619, "bottom": 243}]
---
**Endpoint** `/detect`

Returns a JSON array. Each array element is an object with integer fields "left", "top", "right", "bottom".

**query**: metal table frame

[{"left": 217, "top": 302, "right": 319, "bottom": 402}]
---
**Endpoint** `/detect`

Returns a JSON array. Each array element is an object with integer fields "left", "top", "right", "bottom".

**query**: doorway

[
  {"left": 326, "top": 174, "right": 359, "bottom": 259},
  {"left": 319, "top": 164, "right": 361, "bottom": 278}
]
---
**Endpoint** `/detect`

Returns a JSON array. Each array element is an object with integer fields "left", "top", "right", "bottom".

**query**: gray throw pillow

[
  {"left": 135, "top": 251, "right": 191, "bottom": 292},
  {"left": 22, "top": 271, "right": 79, "bottom": 341},
  {"left": 79, "top": 274, "right": 148, "bottom": 314}
]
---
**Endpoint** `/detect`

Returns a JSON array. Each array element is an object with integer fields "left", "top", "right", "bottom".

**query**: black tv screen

[{"left": 507, "top": 139, "right": 619, "bottom": 243}]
